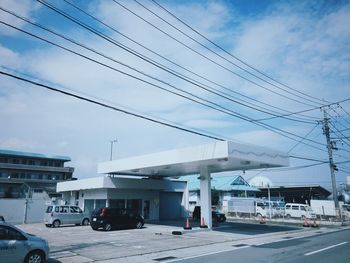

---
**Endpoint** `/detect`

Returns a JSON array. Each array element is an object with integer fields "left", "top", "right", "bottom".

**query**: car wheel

[
  {"left": 45, "top": 224, "right": 51, "bottom": 228},
  {"left": 82, "top": 218, "right": 89, "bottom": 226},
  {"left": 104, "top": 223, "right": 112, "bottom": 231},
  {"left": 53, "top": 220, "right": 61, "bottom": 228},
  {"left": 136, "top": 221, "right": 143, "bottom": 229},
  {"left": 91, "top": 226, "right": 98, "bottom": 230},
  {"left": 24, "top": 250, "right": 44, "bottom": 263}
]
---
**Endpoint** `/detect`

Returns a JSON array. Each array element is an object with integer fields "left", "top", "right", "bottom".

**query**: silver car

[
  {"left": 0, "top": 222, "right": 49, "bottom": 263},
  {"left": 44, "top": 205, "right": 90, "bottom": 227}
]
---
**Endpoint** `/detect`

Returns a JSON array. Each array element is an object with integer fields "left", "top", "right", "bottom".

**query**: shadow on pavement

[{"left": 147, "top": 219, "right": 300, "bottom": 235}]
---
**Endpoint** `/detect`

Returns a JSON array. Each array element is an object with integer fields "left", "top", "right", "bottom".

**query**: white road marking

[
  {"left": 165, "top": 245, "right": 250, "bottom": 262},
  {"left": 304, "top": 242, "right": 348, "bottom": 256}
]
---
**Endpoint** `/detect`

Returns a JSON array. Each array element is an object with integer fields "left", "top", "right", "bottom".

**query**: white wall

[{"left": 0, "top": 198, "right": 48, "bottom": 224}]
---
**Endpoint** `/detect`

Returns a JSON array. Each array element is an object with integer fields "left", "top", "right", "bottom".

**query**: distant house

[{"left": 179, "top": 175, "right": 259, "bottom": 212}]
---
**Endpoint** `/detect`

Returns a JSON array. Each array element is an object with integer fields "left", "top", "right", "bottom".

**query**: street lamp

[{"left": 110, "top": 138, "right": 118, "bottom": 160}]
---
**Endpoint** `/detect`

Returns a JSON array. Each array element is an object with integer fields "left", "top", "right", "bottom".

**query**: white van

[
  {"left": 44, "top": 205, "right": 90, "bottom": 227},
  {"left": 284, "top": 203, "right": 316, "bottom": 219}
]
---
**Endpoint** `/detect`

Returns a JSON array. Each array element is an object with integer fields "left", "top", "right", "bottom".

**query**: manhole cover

[{"left": 153, "top": 256, "right": 177, "bottom": 261}]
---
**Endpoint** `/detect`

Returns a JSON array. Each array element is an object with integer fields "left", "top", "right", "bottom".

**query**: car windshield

[{"left": 46, "top": 206, "right": 53, "bottom": 213}]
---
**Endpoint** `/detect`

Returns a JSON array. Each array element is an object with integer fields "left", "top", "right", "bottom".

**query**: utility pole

[{"left": 323, "top": 109, "right": 340, "bottom": 220}]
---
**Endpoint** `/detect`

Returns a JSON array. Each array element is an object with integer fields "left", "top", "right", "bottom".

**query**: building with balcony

[{"left": 0, "top": 149, "right": 75, "bottom": 198}]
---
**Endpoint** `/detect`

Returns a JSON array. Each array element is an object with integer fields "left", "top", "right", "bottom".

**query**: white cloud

[
  {"left": 0, "top": 0, "right": 40, "bottom": 35},
  {"left": 0, "top": 0, "right": 349, "bottom": 186}
]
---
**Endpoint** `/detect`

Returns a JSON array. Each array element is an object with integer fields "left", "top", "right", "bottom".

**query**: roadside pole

[{"left": 322, "top": 109, "right": 341, "bottom": 220}]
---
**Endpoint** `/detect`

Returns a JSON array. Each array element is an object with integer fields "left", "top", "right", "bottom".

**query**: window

[
  {"left": 46, "top": 206, "right": 53, "bottom": 213},
  {"left": 286, "top": 205, "right": 291, "bottom": 209},
  {"left": 40, "top": 161, "right": 48, "bottom": 166},
  {"left": 60, "top": 206, "right": 69, "bottom": 213},
  {"left": 70, "top": 206, "right": 77, "bottom": 213},
  {"left": 28, "top": 160, "right": 35, "bottom": 165},
  {"left": 292, "top": 205, "right": 299, "bottom": 210},
  {"left": 0, "top": 226, "right": 24, "bottom": 240},
  {"left": 55, "top": 206, "right": 59, "bottom": 213},
  {"left": 22, "top": 159, "right": 27, "bottom": 165},
  {"left": 12, "top": 159, "right": 19, "bottom": 164},
  {"left": 300, "top": 206, "right": 306, "bottom": 211},
  {"left": 0, "top": 158, "right": 8, "bottom": 163}
]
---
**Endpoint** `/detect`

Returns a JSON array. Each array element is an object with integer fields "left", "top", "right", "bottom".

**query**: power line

[
  {"left": 289, "top": 155, "right": 328, "bottom": 163},
  {"left": 0, "top": 70, "right": 225, "bottom": 141},
  {"left": 1, "top": 5, "right": 334, "bottom": 153},
  {"left": 149, "top": 0, "right": 331, "bottom": 106},
  {"left": 61, "top": 0, "right": 319, "bottom": 122},
  {"left": 0, "top": 6, "right": 318, "bottom": 125},
  {"left": 24, "top": 2, "right": 320, "bottom": 125},
  {"left": 111, "top": 0, "right": 320, "bottom": 108},
  {"left": 0, "top": 13, "right": 332, "bottom": 149},
  {"left": 253, "top": 161, "right": 327, "bottom": 172},
  {"left": 136, "top": 0, "right": 325, "bottom": 106}
]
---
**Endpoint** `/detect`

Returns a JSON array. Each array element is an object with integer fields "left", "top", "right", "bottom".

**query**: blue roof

[
  {"left": 0, "top": 149, "right": 71, "bottom": 162},
  {"left": 179, "top": 175, "right": 259, "bottom": 192}
]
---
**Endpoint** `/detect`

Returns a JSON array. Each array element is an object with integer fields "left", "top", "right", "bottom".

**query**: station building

[{"left": 57, "top": 176, "right": 188, "bottom": 221}]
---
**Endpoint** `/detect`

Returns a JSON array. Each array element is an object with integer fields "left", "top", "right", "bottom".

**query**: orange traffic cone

[
  {"left": 259, "top": 215, "right": 266, "bottom": 224},
  {"left": 183, "top": 218, "right": 192, "bottom": 230},
  {"left": 311, "top": 218, "right": 318, "bottom": 228},
  {"left": 200, "top": 217, "right": 208, "bottom": 228},
  {"left": 303, "top": 217, "right": 309, "bottom": 227}
]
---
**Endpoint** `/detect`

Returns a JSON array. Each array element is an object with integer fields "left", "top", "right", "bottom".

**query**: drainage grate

[
  {"left": 153, "top": 256, "right": 177, "bottom": 261},
  {"left": 233, "top": 243, "right": 248, "bottom": 247},
  {"left": 282, "top": 236, "right": 293, "bottom": 239}
]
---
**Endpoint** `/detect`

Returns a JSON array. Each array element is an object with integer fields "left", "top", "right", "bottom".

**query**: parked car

[
  {"left": 0, "top": 222, "right": 49, "bottom": 263},
  {"left": 44, "top": 205, "right": 90, "bottom": 228},
  {"left": 90, "top": 207, "right": 144, "bottom": 231},
  {"left": 192, "top": 206, "right": 226, "bottom": 222},
  {"left": 284, "top": 203, "right": 316, "bottom": 219}
]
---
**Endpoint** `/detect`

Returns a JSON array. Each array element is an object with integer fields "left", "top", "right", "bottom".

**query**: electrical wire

[
  {"left": 0, "top": 70, "right": 225, "bottom": 141},
  {"left": 0, "top": 6, "right": 319, "bottom": 125},
  {"left": 149, "top": 0, "right": 332, "bottom": 106},
  {"left": 135, "top": 0, "right": 325, "bottom": 106},
  {"left": 0, "top": 15, "right": 332, "bottom": 150},
  {"left": 111, "top": 0, "right": 320, "bottom": 108},
  {"left": 61, "top": 0, "right": 320, "bottom": 122}
]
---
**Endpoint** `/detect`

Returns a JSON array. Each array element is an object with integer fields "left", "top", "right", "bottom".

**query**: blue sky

[{"left": 0, "top": 0, "right": 349, "bottom": 189}]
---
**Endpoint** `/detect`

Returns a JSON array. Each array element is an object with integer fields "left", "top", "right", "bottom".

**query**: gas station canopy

[
  {"left": 98, "top": 141, "right": 289, "bottom": 177},
  {"left": 98, "top": 141, "right": 289, "bottom": 229}
]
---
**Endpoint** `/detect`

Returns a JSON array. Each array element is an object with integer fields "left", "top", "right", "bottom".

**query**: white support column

[{"left": 200, "top": 166, "right": 212, "bottom": 228}]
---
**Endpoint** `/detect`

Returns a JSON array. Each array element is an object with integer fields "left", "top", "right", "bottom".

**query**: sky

[{"left": 0, "top": 0, "right": 349, "bottom": 190}]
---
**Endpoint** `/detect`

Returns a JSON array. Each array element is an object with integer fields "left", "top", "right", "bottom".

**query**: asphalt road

[{"left": 169, "top": 228, "right": 350, "bottom": 263}]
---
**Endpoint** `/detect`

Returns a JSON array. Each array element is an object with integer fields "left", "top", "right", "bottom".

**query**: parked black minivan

[{"left": 90, "top": 207, "right": 144, "bottom": 231}]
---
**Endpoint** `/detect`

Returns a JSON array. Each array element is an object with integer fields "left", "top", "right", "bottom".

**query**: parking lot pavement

[{"left": 15, "top": 221, "right": 324, "bottom": 263}]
